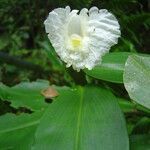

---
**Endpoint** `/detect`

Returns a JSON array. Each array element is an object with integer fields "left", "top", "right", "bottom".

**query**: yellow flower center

[{"left": 70, "top": 34, "right": 82, "bottom": 49}]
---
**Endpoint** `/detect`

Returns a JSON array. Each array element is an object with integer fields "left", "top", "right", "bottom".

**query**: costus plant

[{"left": 0, "top": 3, "right": 150, "bottom": 150}]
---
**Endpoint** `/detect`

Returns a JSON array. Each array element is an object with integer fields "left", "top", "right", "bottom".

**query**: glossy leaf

[
  {"left": 84, "top": 52, "right": 131, "bottom": 83},
  {"left": 0, "top": 80, "right": 49, "bottom": 111},
  {"left": 123, "top": 55, "right": 150, "bottom": 109},
  {"left": 0, "top": 112, "right": 43, "bottom": 150},
  {"left": 32, "top": 86, "right": 129, "bottom": 150}
]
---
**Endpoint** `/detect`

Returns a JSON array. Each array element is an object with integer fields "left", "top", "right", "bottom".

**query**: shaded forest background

[{"left": 0, "top": 0, "right": 149, "bottom": 86}]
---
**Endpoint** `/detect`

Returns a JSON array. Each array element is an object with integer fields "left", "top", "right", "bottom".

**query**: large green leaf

[
  {"left": 130, "top": 134, "right": 150, "bottom": 150},
  {"left": 84, "top": 52, "right": 131, "bottom": 83},
  {"left": 123, "top": 55, "right": 150, "bottom": 109},
  {"left": 0, "top": 80, "right": 49, "bottom": 111},
  {"left": 0, "top": 112, "right": 43, "bottom": 150},
  {"left": 32, "top": 86, "right": 129, "bottom": 150}
]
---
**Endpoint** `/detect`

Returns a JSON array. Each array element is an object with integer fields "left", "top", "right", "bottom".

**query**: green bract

[{"left": 124, "top": 55, "right": 150, "bottom": 109}]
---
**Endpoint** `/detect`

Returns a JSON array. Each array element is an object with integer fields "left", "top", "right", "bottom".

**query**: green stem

[{"left": 118, "top": 98, "right": 150, "bottom": 114}]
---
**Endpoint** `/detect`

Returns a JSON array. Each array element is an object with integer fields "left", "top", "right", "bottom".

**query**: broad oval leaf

[
  {"left": 32, "top": 86, "right": 129, "bottom": 150},
  {"left": 0, "top": 80, "right": 50, "bottom": 111},
  {"left": 123, "top": 55, "right": 150, "bottom": 109},
  {"left": 84, "top": 52, "right": 131, "bottom": 83}
]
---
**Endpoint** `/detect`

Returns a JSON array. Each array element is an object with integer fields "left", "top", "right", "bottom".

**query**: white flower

[{"left": 44, "top": 6, "right": 120, "bottom": 71}]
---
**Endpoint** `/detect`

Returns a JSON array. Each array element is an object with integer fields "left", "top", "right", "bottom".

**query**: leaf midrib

[
  {"left": 0, "top": 118, "right": 40, "bottom": 134},
  {"left": 75, "top": 87, "right": 84, "bottom": 150}
]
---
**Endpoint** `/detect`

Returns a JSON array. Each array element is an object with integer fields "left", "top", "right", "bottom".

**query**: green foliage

[
  {"left": 0, "top": 84, "right": 129, "bottom": 150},
  {"left": 38, "top": 40, "right": 65, "bottom": 71},
  {"left": 0, "top": 112, "right": 43, "bottom": 150},
  {"left": 124, "top": 55, "right": 150, "bottom": 109},
  {"left": 0, "top": 80, "right": 49, "bottom": 111},
  {"left": 84, "top": 52, "right": 131, "bottom": 83},
  {"left": 130, "top": 134, "right": 150, "bottom": 150},
  {"left": 32, "top": 86, "right": 129, "bottom": 150},
  {"left": 0, "top": 0, "right": 150, "bottom": 149}
]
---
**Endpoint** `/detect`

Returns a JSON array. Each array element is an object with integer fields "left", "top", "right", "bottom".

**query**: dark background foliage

[{"left": 0, "top": 0, "right": 149, "bottom": 135}]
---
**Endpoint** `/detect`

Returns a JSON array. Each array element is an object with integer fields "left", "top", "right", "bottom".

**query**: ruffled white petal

[{"left": 44, "top": 6, "right": 121, "bottom": 71}]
